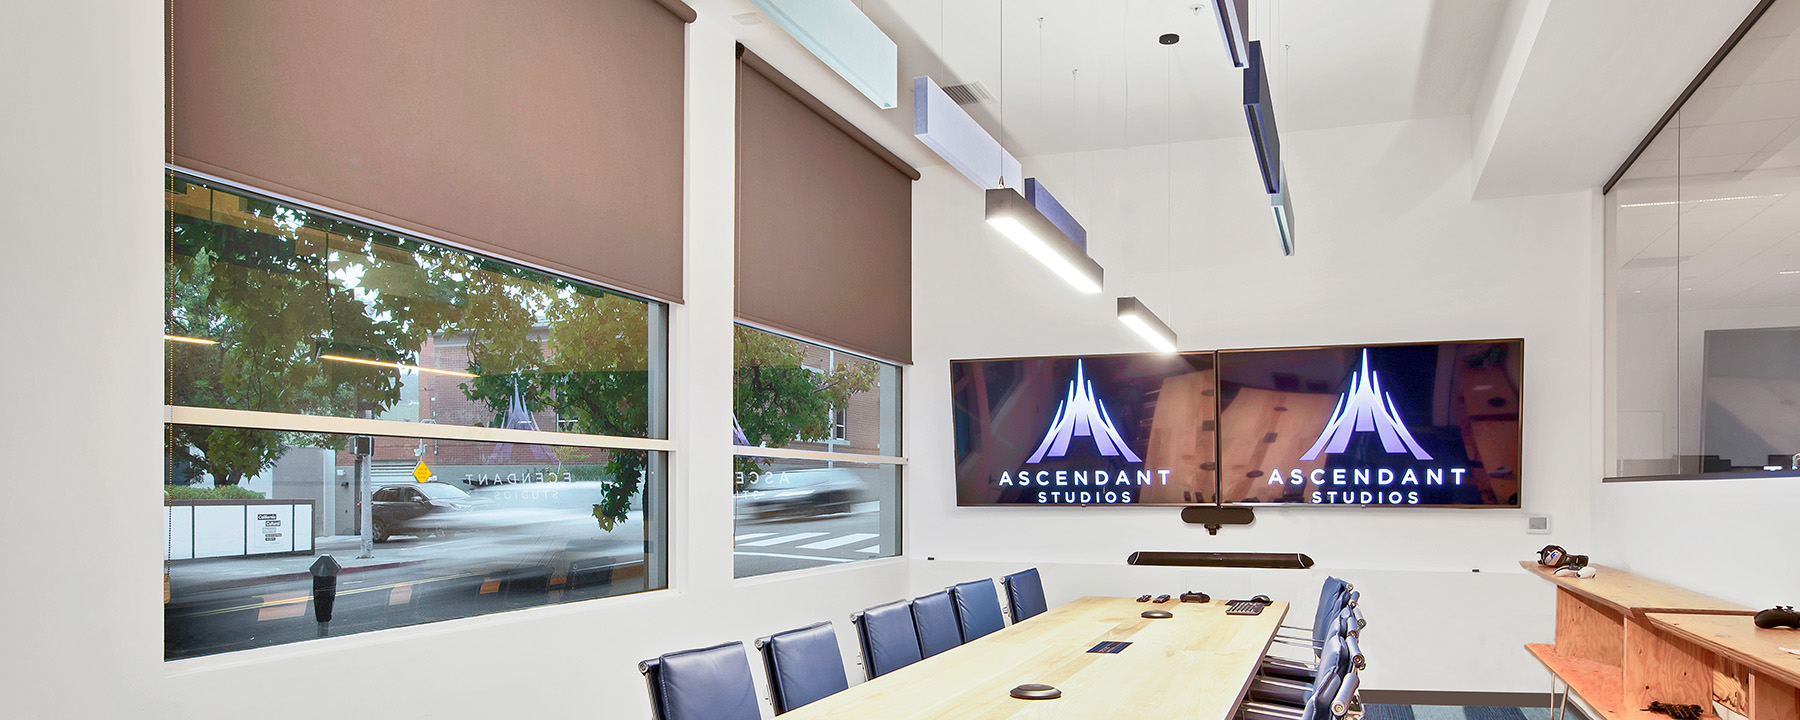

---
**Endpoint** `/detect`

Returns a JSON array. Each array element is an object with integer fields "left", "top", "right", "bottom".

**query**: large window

[
  {"left": 1605, "top": 0, "right": 1800, "bottom": 478},
  {"left": 164, "top": 173, "right": 668, "bottom": 659},
  {"left": 732, "top": 325, "right": 902, "bottom": 578}
]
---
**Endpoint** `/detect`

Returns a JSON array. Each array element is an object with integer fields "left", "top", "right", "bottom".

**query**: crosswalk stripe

[
  {"left": 856, "top": 545, "right": 882, "bottom": 554},
  {"left": 734, "top": 532, "right": 776, "bottom": 541},
  {"left": 739, "top": 532, "right": 828, "bottom": 547},
  {"left": 797, "top": 533, "right": 880, "bottom": 550}
]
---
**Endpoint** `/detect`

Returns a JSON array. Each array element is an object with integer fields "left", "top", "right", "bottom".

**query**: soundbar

[{"left": 1126, "top": 552, "right": 1314, "bottom": 569}]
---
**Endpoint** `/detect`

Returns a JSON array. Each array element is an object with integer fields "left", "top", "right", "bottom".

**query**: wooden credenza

[{"left": 1523, "top": 562, "right": 1798, "bottom": 720}]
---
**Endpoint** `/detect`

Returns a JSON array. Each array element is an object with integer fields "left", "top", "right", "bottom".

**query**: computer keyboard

[{"left": 1226, "top": 600, "right": 1267, "bottom": 616}]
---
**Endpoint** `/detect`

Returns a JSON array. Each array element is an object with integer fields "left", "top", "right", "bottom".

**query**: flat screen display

[
  {"left": 952, "top": 353, "right": 1218, "bottom": 506},
  {"left": 1216, "top": 341, "right": 1522, "bottom": 507}
]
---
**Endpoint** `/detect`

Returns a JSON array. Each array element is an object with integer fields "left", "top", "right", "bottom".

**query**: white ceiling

[{"left": 704, "top": 0, "right": 1506, "bottom": 162}]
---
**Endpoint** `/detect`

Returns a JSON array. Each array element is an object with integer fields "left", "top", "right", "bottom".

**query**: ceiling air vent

[{"left": 940, "top": 80, "right": 995, "bottom": 106}]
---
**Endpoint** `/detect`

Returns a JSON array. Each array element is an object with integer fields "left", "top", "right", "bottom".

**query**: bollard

[{"left": 311, "top": 554, "right": 342, "bottom": 623}]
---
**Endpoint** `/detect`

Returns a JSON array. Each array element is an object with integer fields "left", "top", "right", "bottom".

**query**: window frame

[
  {"left": 162, "top": 167, "right": 674, "bottom": 658},
  {"left": 730, "top": 321, "right": 906, "bottom": 578}
]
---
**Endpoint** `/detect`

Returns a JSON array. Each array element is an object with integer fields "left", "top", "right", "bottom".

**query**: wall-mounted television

[
  {"left": 952, "top": 353, "right": 1218, "bottom": 506},
  {"left": 1216, "top": 340, "right": 1522, "bottom": 507},
  {"left": 951, "top": 339, "right": 1522, "bottom": 508}
]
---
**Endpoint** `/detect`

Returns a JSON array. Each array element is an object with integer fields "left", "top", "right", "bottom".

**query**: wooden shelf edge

[
  {"left": 1645, "top": 613, "right": 1800, "bottom": 691},
  {"left": 1519, "top": 562, "right": 1753, "bottom": 617},
  {"left": 1526, "top": 644, "right": 1725, "bottom": 720}
]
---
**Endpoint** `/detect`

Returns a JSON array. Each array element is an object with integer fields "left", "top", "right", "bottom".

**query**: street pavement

[
  {"left": 166, "top": 504, "right": 891, "bottom": 659},
  {"left": 732, "top": 502, "right": 890, "bottom": 578}
]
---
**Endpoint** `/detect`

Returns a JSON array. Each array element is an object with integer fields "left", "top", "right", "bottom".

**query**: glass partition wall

[
  {"left": 164, "top": 173, "right": 670, "bottom": 659},
  {"left": 1605, "top": 0, "right": 1800, "bottom": 478}
]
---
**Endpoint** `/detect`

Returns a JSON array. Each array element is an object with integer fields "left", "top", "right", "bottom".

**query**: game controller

[
  {"left": 1754, "top": 606, "right": 1800, "bottom": 630},
  {"left": 1180, "top": 591, "right": 1211, "bottom": 603},
  {"left": 1554, "top": 566, "right": 1598, "bottom": 579}
]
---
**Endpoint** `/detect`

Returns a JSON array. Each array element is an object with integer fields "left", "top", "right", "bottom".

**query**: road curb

[{"left": 173, "top": 560, "right": 427, "bottom": 596}]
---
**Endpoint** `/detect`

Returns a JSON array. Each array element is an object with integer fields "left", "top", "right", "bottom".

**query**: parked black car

[{"left": 371, "top": 482, "right": 493, "bottom": 542}]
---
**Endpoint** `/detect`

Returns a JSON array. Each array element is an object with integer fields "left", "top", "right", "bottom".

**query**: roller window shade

[
  {"left": 735, "top": 48, "right": 916, "bottom": 364},
  {"left": 169, "top": 0, "right": 693, "bottom": 303}
]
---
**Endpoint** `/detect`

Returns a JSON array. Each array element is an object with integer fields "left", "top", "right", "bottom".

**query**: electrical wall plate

[{"left": 1526, "top": 514, "right": 1552, "bottom": 535}]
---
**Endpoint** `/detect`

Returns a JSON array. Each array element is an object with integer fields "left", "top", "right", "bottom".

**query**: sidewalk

[{"left": 167, "top": 536, "right": 424, "bottom": 595}]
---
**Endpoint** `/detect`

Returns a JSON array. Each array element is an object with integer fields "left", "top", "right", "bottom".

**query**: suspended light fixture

[
  {"left": 1212, "top": 0, "right": 1251, "bottom": 68},
  {"left": 980, "top": 9, "right": 1104, "bottom": 294},
  {"left": 1117, "top": 297, "right": 1177, "bottom": 353},
  {"left": 985, "top": 188, "right": 1103, "bottom": 293},
  {"left": 1245, "top": 40, "right": 1297, "bottom": 255},
  {"left": 1271, "top": 166, "right": 1295, "bottom": 256},
  {"left": 1242, "top": 41, "right": 1282, "bottom": 194},
  {"left": 1113, "top": 34, "right": 1179, "bottom": 354}
]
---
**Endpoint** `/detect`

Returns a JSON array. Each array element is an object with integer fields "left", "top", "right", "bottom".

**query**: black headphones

[{"left": 1537, "top": 545, "right": 1589, "bottom": 569}]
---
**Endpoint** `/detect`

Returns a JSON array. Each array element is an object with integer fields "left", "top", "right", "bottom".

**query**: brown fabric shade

[
  {"left": 169, "top": 0, "right": 693, "bottom": 304},
  {"left": 735, "top": 47, "right": 916, "bottom": 364}
]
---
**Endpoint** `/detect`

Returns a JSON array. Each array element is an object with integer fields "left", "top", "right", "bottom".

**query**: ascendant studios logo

[
  {"left": 1270, "top": 349, "right": 1468, "bottom": 505},
  {"left": 997, "top": 360, "right": 1166, "bottom": 505},
  {"left": 1301, "top": 349, "right": 1432, "bottom": 462},
  {"left": 1026, "top": 360, "right": 1140, "bottom": 463}
]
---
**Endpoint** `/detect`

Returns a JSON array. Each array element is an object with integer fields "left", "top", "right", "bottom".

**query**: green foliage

[
  {"left": 164, "top": 484, "right": 266, "bottom": 500},
  {"left": 165, "top": 195, "right": 455, "bottom": 486},
  {"left": 458, "top": 271, "right": 655, "bottom": 530},
  {"left": 731, "top": 327, "right": 878, "bottom": 488}
]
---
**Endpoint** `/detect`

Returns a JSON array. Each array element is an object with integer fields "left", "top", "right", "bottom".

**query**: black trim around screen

[{"left": 951, "top": 338, "right": 1523, "bottom": 509}]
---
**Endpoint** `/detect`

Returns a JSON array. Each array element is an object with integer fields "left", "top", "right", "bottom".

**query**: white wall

[
  {"left": 0, "top": 7, "right": 913, "bottom": 719},
  {"left": 906, "top": 114, "right": 1598, "bottom": 693}
]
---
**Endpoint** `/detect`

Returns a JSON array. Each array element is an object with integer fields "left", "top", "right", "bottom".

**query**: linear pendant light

[
  {"left": 1116, "top": 297, "right": 1177, "bottom": 353},
  {"left": 985, "top": 188, "right": 1103, "bottom": 293},
  {"left": 1271, "top": 166, "right": 1296, "bottom": 255},
  {"left": 1242, "top": 41, "right": 1282, "bottom": 194},
  {"left": 1212, "top": 0, "right": 1251, "bottom": 68}
]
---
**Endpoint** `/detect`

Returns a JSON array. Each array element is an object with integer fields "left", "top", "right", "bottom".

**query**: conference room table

[{"left": 785, "top": 596, "right": 1291, "bottom": 720}]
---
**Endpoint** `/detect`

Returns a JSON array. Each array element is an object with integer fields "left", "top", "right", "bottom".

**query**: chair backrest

[
  {"left": 910, "top": 590, "right": 962, "bottom": 658},
  {"left": 639, "top": 641, "right": 761, "bottom": 720},
  {"left": 1299, "top": 634, "right": 1348, "bottom": 720},
  {"left": 854, "top": 600, "right": 923, "bottom": 680},
  {"left": 757, "top": 622, "right": 850, "bottom": 714},
  {"left": 949, "top": 579, "right": 1007, "bottom": 642},
  {"left": 1002, "top": 568, "right": 1048, "bottom": 623},
  {"left": 1312, "top": 577, "right": 1348, "bottom": 644}
]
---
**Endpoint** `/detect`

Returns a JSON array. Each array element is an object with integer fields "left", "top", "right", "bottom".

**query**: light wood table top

[
  {"left": 787, "top": 596, "right": 1289, "bottom": 720},
  {"left": 1646, "top": 613, "right": 1800, "bottom": 690},
  {"left": 1519, "top": 562, "right": 1751, "bottom": 617}
]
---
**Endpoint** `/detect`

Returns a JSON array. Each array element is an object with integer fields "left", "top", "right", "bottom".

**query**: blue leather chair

[
  {"left": 756, "top": 622, "right": 850, "bottom": 714},
  {"left": 1242, "top": 633, "right": 1352, "bottom": 720},
  {"left": 853, "top": 600, "right": 923, "bottom": 679},
  {"left": 949, "top": 579, "right": 1007, "bottom": 642},
  {"left": 638, "top": 641, "right": 761, "bottom": 720},
  {"left": 1002, "top": 568, "right": 1048, "bottom": 623},
  {"left": 910, "top": 590, "right": 962, "bottom": 658}
]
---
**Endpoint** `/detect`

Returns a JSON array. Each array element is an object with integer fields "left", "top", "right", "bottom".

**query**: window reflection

[
  {"left": 731, "top": 458, "right": 899, "bottom": 578},
  {"left": 166, "top": 175, "right": 664, "bottom": 440},
  {"left": 164, "top": 426, "right": 665, "bottom": 660}
]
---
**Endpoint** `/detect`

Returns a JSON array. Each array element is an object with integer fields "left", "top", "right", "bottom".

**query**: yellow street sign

[{"left": 413, "top": 462, "right": 433, "bottom": 483}]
